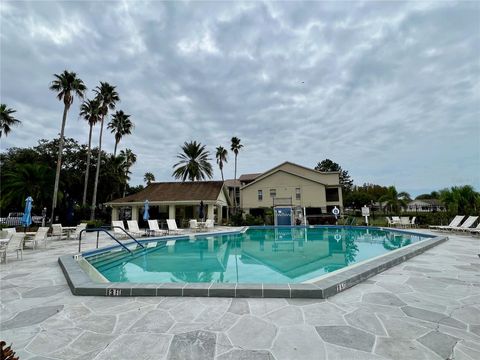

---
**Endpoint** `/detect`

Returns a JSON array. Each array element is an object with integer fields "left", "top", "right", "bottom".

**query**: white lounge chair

[
  {"left": 0, "top": 233, "right": 26, "bottom": 263},
  {"left": 385, "top": 217, "right": 395, "bottom": 227},
  {"left": 74, "top": 223, "right": 87, "bottom": 240},
  {"left": 112, "top": 220, "right": 129, "bottom": 239},
  {"left": 24, "top": 227, "right": 49, "bottom": 249},
  {"left": 189, "top": 219, "right": 200, "bottom": 232},
  {"left": 392, "top": 216, "right": 401, "bottom": 227},
  {"left": 147, "top": 220, "right": 167, "bottom": 236},
  {"left": 467, "top": 223, "right": 480, "bottom": 235},
  {"left": 205, "top": 219, "right": 214, "bottom": 229},
  {"left": 449, "top": 216, "right": 478, "bottom": 232},
  {"left": 429, "top": 215, "right": 465, "bottom": 230},
  {"left": 410, "top": 217, "right": 417, "bottom": 228},
  {"left": 126, "top": 220, "right": 145, "bottom": 237},
  {"left": 167, "top": 219, "right": 185, "bottom": 235},
  {"left": 51, "top": 224, "right": 63, "bottom": 240},
  {"left": 400, "top": 217, "right": 411, "bottom": 228}
]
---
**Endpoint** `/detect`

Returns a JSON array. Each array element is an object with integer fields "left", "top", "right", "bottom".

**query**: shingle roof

[
  {"left": 108, "top": 181, "right": 224, "bottom": 203},
  {"left": 224, "top": 179, "right": 241, "bottom": 187},
  {"left": 238, "top": 173, "right": 261, "bottom": 182}
]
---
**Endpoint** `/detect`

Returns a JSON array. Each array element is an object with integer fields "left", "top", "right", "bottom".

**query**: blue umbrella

[
  {"left": 143, "top": 200, "right": 150, "bottom": 221},
  {"left": 21, "top": 196, "right": 33, "bottom": 228}
]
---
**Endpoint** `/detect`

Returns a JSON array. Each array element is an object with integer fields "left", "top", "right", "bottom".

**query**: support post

[
  {"left": 207, "top": 204, "right": 215, "bottom": 221},
  {"left": 169, "top": 204, "right": 176, "bottom": 220}
]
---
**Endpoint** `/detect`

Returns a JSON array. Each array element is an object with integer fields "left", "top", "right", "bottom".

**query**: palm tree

[
  {"left": 378, "top": 186, "right": 410, "bottom": 213},
  {"left": 230, "top": 137, "right": 243, "bottom": 210},
  {"left": 0, "top": 104, "right": 21, "bottom": 137},
  {"left": 119, "top": 148, "right": 137, "bottom": 197},
  {"left": 49, "top": 70, "right": 86, "bottom": 223},
  {"left": 107, "top": 110, "right": 133, "bottom": 156},
  {"left": 172, "top": 141, "right": 213, "bottom": 181},
  {"left": 144, "top": 172, "right": 155, "bottom": 186},
  {"left": 90, "top": 82, "right": 120, "bottom": 220},
  {"left": 215, "top": 146, "right": 228, "bottom": 182},
  {"left": 79, "top": 98, "right": 100, "bottom": 206}
]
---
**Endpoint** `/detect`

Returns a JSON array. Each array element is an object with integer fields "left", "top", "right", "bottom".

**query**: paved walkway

[{"left": 0, "top": 230, "right": 479, "bottom": 360}]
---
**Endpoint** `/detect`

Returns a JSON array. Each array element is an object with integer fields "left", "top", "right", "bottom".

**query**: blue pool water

[{"left": 85, "top": 226, "right": 431, "bottom": 284}]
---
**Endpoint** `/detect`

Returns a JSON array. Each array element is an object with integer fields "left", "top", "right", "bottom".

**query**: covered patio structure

[{"left": 105, "top": 181, "right": 230, "bottom": 227}]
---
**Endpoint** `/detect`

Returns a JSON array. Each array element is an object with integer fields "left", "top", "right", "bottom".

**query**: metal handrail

[{"left": 78, "top": 226, "right": 144, "bottom": 253}]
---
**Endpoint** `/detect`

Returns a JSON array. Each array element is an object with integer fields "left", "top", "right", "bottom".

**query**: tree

[
  {"left": 119, "top": 148, "right": 137, "bottom": 197},
  {"left": 416, "top": 191, "right": 440, "bottom": 200},
  {"left": 49, "top": 70, "right": 86, "bottom": 223},
  {"left": 440, "top": 185, "right": 479, "bottom": 215},
  {"left": 314, "top": 159, "right": 353, "bottom": 192},
  {"left": 172, "top": 141, "right": 213, "bottom": 181},
  {"left": 378, "top": 186, "right": 410, "bottom": 213},
  {"left": 90, "top": 82, "right": 120, "bottom": 220},
  {"left": 79, "top": 98, "right": 100, "bottom": 206},
  {"left": 144, "top": 172, "right": 155, "bottom": 185},
  {"left": 230, "top": 137, "right": 243, "bottom": 210},
  {"left": 107, "top": 110, "right": 133, "bottom": 156},
  {"left": 0, "top": 104, "right": 21, "bottom": 138},
  {"left": 215, "top": 146, "right": 228, "bottom": 182}
]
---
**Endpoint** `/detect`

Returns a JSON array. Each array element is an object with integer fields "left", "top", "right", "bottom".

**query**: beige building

[{"left": 240, "top": 162, "right": 343, "bottom": 216}]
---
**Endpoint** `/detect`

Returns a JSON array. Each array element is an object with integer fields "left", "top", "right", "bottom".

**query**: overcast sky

[{"left": 1, "top": 0, "right": 479, "bottom": 196}]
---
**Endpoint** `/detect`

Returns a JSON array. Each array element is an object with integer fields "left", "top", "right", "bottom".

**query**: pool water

[{"left": 85, "top": 227, "right": 430, "bottom": 284}]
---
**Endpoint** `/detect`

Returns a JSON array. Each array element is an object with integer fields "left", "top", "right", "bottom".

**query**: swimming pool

[{"left": 84, "top": 226, "right": 432, "bottom": 284}]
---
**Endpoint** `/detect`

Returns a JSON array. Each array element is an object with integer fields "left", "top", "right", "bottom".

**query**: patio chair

[
  {"left": 0, "top": 233, "right": 26, "bottom": 263},
  {"left": 205, "top": 219, "right": 215, "bottom": 229},
  {"left": 24, "top": 227, "right": 49, "bottom": 249},
  {"left": 392, "top": 216, "right": 401, "bottom": 227},
  {"left": 51, "top": 224, "right": 63, "bottom": 240},
  {"left": 166, "top": 219, "right": 185, "bottom": 235},
  {"left": 410, "top": 217, "right": 417, "bottom": 228},
  {"left": 189, "top": 219, "right": 200, "bottom": 232},
  {"left": 385, "top": 217, "right": 395, "bottom": 227},
  {"left": 126, "top": 220, "right": 145, "bottom": 237},
  {"left": 467, "top": 223, "right": 480, "bottom": 235},
  {"left": 400, "top": 217, "right": 411, "bottom": 228},
  {"left": 449, "top": 216, "right": 478, "bottom": 232},
  {"left": 148, "top": 220, "right": 167, "bottom": 236},
  {"left": 112, "top": 220, "right": 129, "bottom": 239},
  {"left": 74, "top": 223, "right": 87, "bottom": 240},
  {"left": 429, "top": 215, "right": 464, "bottom": 230}
]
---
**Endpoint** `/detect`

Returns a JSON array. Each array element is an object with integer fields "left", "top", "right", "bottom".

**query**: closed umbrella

[
  {"left": 21, "top": 196, "right": 33, "bottom": 228},
  {"left": 143, "top": 200, "right": 150, "bottom": 221},
  {"left": 199, "top": 201, "right": 205, "bottom": 221}
]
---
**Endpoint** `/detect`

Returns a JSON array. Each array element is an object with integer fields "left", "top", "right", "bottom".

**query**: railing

[{"left": 78, "top": 226, "right": 145, "bottom": 253}]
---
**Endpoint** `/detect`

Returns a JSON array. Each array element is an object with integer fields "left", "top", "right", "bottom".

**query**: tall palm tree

[
  {"left": 119, "top": 148, "right": 137, "bottom": 197},
  {"left": 172, "top": 141, "right": 213, "bottom": 181},
  {"left": 215, "top": 146, "right": 228, "bottom": 182},
  {"left": 90, "top": 82, "right": 120, "bottom": 220},
  {"left": 0, "top": 104, "right": 21, "bottom": 138},
  {"left": 79, "top": 98, "right": 100, "bottom": 206},
  {"left": 49, "top": 70, "right": 86, "bottom": 223},
  {"left": 144, "top": 172, "right": 155, "bottom": 186},
  {"left": 107, "top": 110, "right": 133, "bottom": 156},
  {"left": 230, "top": 137, "right": 243, "bottom": 210}
]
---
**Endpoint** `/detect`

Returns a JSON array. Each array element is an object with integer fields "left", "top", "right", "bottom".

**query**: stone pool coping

[{"left": 59, "top": 227, "right": 448, "bottom": 298}]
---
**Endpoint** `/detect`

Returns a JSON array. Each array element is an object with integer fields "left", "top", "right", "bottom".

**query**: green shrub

[
  {"left": 245, "top": 214, "right": 264, "bottom": 226},
  {"left": 84, "top": 220, "right": 105, "bottom": 229}
]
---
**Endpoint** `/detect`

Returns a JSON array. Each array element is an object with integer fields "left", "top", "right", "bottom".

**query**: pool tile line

[{"left": 59, "top": 234, "right": 447, "bottom": 299}]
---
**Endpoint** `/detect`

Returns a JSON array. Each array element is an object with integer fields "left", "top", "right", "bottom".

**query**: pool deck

[{"left": 1, "top": 229, "right": 479, "bottom": 360}]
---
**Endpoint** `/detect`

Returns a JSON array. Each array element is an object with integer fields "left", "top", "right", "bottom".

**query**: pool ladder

[{"left": 78, "top": 226, "right": 145, "bottom": 253}]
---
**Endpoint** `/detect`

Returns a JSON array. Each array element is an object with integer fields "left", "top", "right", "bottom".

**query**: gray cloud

[{"left": 1, "top": 0, "right": 479, "bottom": 196}]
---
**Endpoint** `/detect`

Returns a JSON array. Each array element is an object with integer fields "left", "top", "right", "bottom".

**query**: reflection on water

[{"left": 90, "top": 227, "right": 428, "bottom": 284}]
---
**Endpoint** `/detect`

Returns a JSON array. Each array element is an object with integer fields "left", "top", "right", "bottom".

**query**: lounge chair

[
  {"left": 0, "top": 233, "right": 26, "bottom": 263},
  {"left": 385, "top": 217, "right": 395, "bottom": 227},
  {"left": 112, "top": 220, "right": 129, "bottom": 239},
  {"left": 400, "top": 217, "right": 411, "bottom": 228},
  {"left": 74, "top": 223, "right": 87, "bottom": 240},
  {"left": 205, "top": 219, "right": 214, "bottom": 229},
  {"left": 24, "top": 227, "right": 49, "bottom": 249},
  {"left": 126, "top": 220, "right": 145, "bottom": 237},
  {"left": 429, "top": 215, "right": 465, "bottom": 230},
  {"left": 392, "top": 216, "right": 401, "bottom": 227},
  {"left": 449, "top": 216, "right": 478, "bottom": 232},
  {"left": 166, "top": 219, "right": 185, "bottom": 235},
  {"left": 410, "top": 217, "right": 417, "bottom": 228},
  {"left": 189, "top": 219, "right": 200, "bottom": 232},
  {"left": 147, "top": 220, "right": 167, "bottom": 236},
  {"left": 467, "top": 223, "right": 480, "bottom": 234},
  {"left": 51, "top": 224, "right": 63, "bottom": 240}
]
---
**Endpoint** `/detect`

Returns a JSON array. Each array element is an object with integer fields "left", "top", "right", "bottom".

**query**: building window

[
  {"left": 258, "top": 190, "right": 263, "bottom": 201},
  {"left": 326, "top": 188, "right": 340, "bottom": 202},
  {"left": 295, "top": 188, "right": 301, "bottom": 200},
  {"left": 270, "top": 189, "right": 276, "bottom": 198}
]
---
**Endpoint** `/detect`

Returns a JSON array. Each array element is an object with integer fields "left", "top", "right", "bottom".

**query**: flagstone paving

[{"left": 0, "top": 230, "right": 479, "bottom": 359}]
